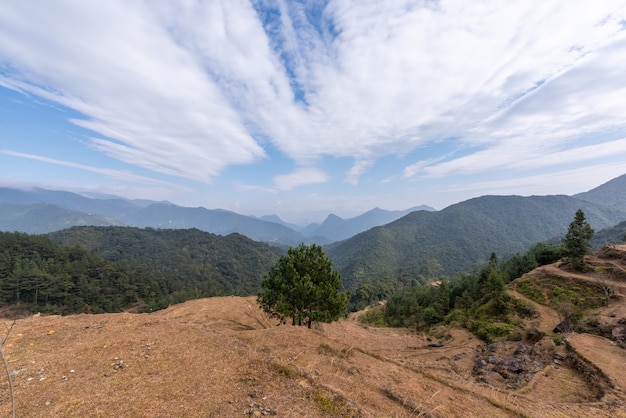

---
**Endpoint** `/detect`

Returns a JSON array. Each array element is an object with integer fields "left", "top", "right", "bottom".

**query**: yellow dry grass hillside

[{"left": 0, "top": 248, "right": 625, "bottom": 417}]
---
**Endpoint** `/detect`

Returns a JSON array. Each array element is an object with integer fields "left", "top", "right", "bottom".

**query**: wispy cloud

[
  {"left": 273, "top": 168, "right": 329, "bottom": 191},
  {"left": 0, "top": 2, "right": 266, "bottom": 183},
  {"left": 439, "top": 161, "right": 626, "bottom": 196},
  {"left": 0, "top": 0, "right": 625, "bottom": 196},
  {"left": 0, "top": 148, "right": 182, "bottom": 187}
]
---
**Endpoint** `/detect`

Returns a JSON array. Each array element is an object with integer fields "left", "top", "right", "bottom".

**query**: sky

[{"left": 1, "top": 1, "right": 626, "bottom": 224}]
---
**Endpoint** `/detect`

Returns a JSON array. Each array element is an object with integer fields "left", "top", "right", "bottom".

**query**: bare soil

[{"left": 1, "top": 249, "right": 625, "bottom": 417}]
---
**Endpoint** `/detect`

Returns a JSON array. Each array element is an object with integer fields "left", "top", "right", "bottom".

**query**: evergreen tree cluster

[
  {"left": 49, "top": 226, "right": 283, "bottom": 301},
  {"left": 0, "top": 231, "right": 160, "bottom": 314},
  {"left": 0, "top": 227, "right": 284, "bottom": 314}
]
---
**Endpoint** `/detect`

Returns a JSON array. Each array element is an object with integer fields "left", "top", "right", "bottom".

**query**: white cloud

[
  {"left": 345, "top": 159, "right": 373, "bottom": 185},
  {"left": 273, "top": 168, "right": 328, "bottom": 191}
]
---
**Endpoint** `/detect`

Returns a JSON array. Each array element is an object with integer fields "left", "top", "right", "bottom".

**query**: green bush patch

[{"left": 515, "top": 275, "right": 606, "bottom": 311}]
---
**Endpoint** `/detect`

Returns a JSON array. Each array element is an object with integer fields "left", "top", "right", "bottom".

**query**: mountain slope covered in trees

[
  {"left": 0, "top": 227, "right": 284, "bottom": 314},
  {"left": 0, "top": 231, "right": 155, "bottom": 314},
  {"left": 574, "top": 173, "right": 626, "bottom": 208},
  {"left": 326, "top": 195, "right": 626, "bottom": 289},
  {"left": 48, "top": 226, "right": 284, "bottom": 297},
  {"left": 1, "top": 172, "right": 624, "bottom": 245},
  {"left": 591, "top": 220, "right": 626, "bottom": 249}
]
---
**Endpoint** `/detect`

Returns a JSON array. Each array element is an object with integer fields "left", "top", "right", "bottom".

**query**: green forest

[
  {"left": 0, "top": 227, "right": 283, "bottom": 315},
  {"left": 0, "top": 226, "right": 570, "bottom": 330}
]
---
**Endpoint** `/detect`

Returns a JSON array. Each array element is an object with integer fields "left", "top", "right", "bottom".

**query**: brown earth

[{"left": 1, "top": 248, "right": 626, "bottom": 417}]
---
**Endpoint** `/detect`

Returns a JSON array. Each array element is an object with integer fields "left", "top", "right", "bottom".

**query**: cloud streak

[{"left": 0, "top": 148, "right": 182, "bottom": 187}]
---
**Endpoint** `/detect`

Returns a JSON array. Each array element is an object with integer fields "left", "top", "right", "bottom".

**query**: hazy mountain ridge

[
  {"left": 0, "top": 188, "right": 307, "bottom": 244},
  {"left": 0, "top": 187, "right": 141, "bottom": 220},
  {"left": 123, "top": 203, "right": 306, "bottom": 245},
  {"left": 0, "top": 202, "right": 120, "bottom": 233},
  {"left": 0, "top": 187, "right": 432, "bottom": 244},
  {"left": 306, "top": 205, "right": 435, "bottom": 242}
]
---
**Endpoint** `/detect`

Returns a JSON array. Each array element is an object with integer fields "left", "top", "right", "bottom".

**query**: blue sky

[{"left": 1, "top": 1, "right": 626, "bottom": 224}]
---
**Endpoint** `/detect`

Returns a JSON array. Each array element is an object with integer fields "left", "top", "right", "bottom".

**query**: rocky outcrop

[
  {"left": 612, "top": 322, "right": 626, "bottom": 348},
  {"left": 473, "top": 341, "right": 551, "bottom": 389},
  {"left": 553, "top": 317, "right": 573, "bottom": 333}
]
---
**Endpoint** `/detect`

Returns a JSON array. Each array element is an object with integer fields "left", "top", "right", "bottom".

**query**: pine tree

[
  {"left": 257, "top": 244, "right": 348, "bottom": 328},
  {"left": 562, "top": 209, "right": 594, "bottom": 271}
]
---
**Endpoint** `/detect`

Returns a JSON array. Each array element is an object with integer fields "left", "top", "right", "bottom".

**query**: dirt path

[
  {"left": 601, "top": 258, "right": 626, "bottom": 275},
  {"left": 508, "top": 288, "right": 561, "bottom": 334},
  {"left": 539, "top": 263, "right": 626, "bottom": 295}
]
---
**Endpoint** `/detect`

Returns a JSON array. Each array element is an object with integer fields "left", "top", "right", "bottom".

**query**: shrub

[{"left": 468, "top": 320, "right": 513, "bottom": 342}]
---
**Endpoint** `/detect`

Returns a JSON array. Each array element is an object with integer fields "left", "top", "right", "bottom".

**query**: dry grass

[{"left": 1, "top": 249, "right": 626, "bottom": 417}]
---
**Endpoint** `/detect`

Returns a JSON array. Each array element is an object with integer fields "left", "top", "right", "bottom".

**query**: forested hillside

[
  {"left": 574, "top": 173, "right": 626, "bottom": 208},
  {"left": 48, "top": 226, "right": 284, "bottom": 297},
  {"left": 0, "top": 227, "right": 284, "bottom": 315},
  {"left": 0, "top": 231, "right": 157, "bottom": 314},
  {"left": 327, "top": 195, "right": 626, "bottom": 289},
  {"left": 591, "top": 220, "right": 626, "bottom": 249}
]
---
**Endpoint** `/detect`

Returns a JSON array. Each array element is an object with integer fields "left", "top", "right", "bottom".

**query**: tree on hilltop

[
  {"left": 257, "top": 243, "right": 348, "bottom": 328},
  {"left": 562, "top": 209, "right": 594, "bottom": 271}
]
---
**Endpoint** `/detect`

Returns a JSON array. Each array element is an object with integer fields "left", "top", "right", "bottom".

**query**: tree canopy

[
  {"left": 257, "top": 243, "right": 347, "bottom": 328},
  {"left": 0, "top": 227, "right": 284, "bottom": 315},
  {"left": 562, "top": 209, "right": 595, "bottom": 271}
]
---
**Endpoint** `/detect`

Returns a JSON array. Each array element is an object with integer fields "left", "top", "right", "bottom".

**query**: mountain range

[
  {"left": 1, "top": 173, "right": 625, "bottom": 287},
  {"left": 0, "top": 186, "right": 434, "bottom": 244}
]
